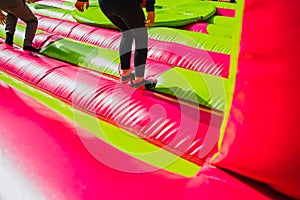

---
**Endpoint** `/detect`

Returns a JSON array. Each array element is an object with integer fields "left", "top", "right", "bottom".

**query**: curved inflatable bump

[
  {"left": 41, "top": 38, "right": 121, "bottom": 76},
  {"left": 213, "top": 0, "right": 300, "bottom": 199},
  {"left": 0, "top": 46, "right": 66, "bottom": 85},
  {"left": 148, "top": 27, "right": 232, "bottom": 54},
  {"left": 36, "top": 15, "right": 63, "bottom": 33},
  {"left": 148, "top": 40, "right": 230, "bottom": 77},
  {"left": 72, "top": 2, "right": 216, "bottom": 27}
]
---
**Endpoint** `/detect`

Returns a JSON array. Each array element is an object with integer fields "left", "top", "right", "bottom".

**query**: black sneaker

[{"left": 23, "top": 46, "right": 40, "bottom": 53}]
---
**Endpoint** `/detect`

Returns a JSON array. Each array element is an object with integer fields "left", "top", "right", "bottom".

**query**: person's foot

[
  {"left": 5, "top": 40, "right": 13, "bottom": 46},
  {"left": 5, "top": 32, "right": 14, "bottom": 46},
  {"left": 120, "top": 72, "right": 135, "bottom": 84},
  {"left": 132, "top": 78, "right": 157, "bottom": 90},
  {"left": 23, "top": 46, "right": 40, "bottom": 53}
]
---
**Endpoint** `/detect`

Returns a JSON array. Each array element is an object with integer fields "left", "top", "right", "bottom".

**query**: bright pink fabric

[
  {"left": 182, "top": 22, "right": 209, "bottom": 34},
  {"left": 216, "top": 8, "right": 235, "bottom": 17},
  {"left": 213, "top": 0, "right": 300, "bottom": 199},
  {"left": 0, "top": 81, "right": 284, "bottom": 200}
]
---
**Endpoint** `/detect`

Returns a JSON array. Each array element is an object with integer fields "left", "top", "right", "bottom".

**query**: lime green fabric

[
  {"left": 156, "top": 67, "right": 227, "bottom": 111},
  {"left": 41, "top": 38, "right": 120, "bottom": 77},
  {"left": 207, "top": 24, "right": 233, "bottom": 38},
  {"left": 206, "top": 15, "right": 237, "bottom": 27}
]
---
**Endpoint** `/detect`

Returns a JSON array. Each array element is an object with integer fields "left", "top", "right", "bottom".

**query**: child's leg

[{"left": 5, "top": 1, "right": 38, "bottom": 47}]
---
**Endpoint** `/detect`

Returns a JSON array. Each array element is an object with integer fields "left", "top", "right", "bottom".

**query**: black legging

[{"left": 98, "top": 0, "right": 148, "bottom": 77}]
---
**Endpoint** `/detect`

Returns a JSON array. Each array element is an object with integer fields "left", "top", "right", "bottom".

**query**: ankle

[{"left": 120, "top": 69, "right": 131, "bottom": 76}]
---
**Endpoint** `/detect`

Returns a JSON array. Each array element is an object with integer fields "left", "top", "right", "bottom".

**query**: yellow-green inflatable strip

[{"left": 156, "top": 67, "right": 228, "bottom": 111}]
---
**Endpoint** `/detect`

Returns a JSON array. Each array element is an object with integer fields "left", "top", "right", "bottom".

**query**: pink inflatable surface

[{"left": 1, "top": 0, "right": 300, "bottom": 199}]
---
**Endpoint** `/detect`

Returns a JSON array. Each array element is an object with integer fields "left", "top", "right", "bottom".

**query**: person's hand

[
  {"left": 75, "top": 1, "right": 89, "bottom": 12},
  {"left": 0, "top": 11, "right": 6, "bottom": 25},
  {"left": 145, "top": 11, "right": 155, "bottom": 27}
]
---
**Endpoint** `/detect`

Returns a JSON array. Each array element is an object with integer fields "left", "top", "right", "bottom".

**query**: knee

[
  {"left": 26, "top": 16, "right": 38, "bottom": 25},
  {"left": 122, "top": 30, "right": 133, "bottom": 41}
]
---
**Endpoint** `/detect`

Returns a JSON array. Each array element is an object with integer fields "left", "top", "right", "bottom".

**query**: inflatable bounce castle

[{"left": 0, "top": 0, "right": 299, "bottom": 199}]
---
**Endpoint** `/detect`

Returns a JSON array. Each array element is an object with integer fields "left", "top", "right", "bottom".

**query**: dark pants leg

[
  {"left": 99, "top": 0, "right": 148, "bottom": 77},
  {"left": 2, "top": 0, "right": 37, "bottom": 46}
]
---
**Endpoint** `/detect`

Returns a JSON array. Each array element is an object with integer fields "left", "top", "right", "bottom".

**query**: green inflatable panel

[
  {"left": 72, "top": 1, "right": 216, "bottom": 27},
  {"left": 207, "top": 24, "right": 233, "bottom": 38},
  {"left": 41, "top": 38, "right": 120, "bottom": 77},
  {"left": 156, "top": 67, "right": 228, "bottom": 111}
]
